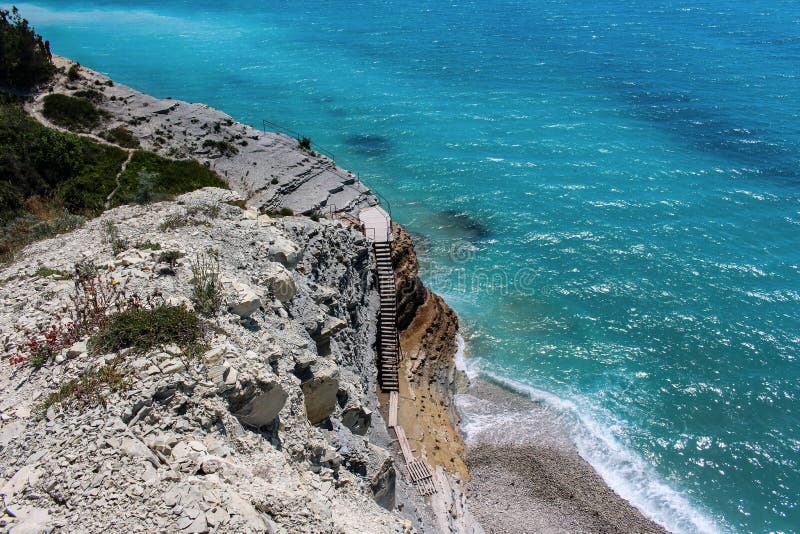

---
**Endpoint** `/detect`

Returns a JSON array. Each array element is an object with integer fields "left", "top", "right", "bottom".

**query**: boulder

[
  {"left": 230, "top": 373, "right": 288, "bottom": 428},
  {"left": 301, "top": 361, "right": 340, "bottom": 424},
  {"left": 341, "top": 406, "right": 371, "bottom": 436},
  {"left": 119, "top": 436, "right": 160, "bottom": 468},
  {"left": 227, "top": 492, "right": 272, "bottom": 532},
  {"left": 261, "top": 263, "right": 296, "bottom": 303},
  {"left": 228, "top": 281, "right": 261, "bottom": 318},
  {"left": 318, "top": 316, "right": 347, "bottom": 342},
  {"left": 266, "top": 235, "right": 299, "bottom": 268},
  {"left": 368, "top": 446, "right": 396, "bottom": 511},
  {"left": 7, "top": 505, "right": 51, "bottom": 534}
]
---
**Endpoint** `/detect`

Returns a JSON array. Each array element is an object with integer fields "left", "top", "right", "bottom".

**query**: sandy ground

[{"left": 459, "top": 378, "right": 667, "bottom": 533}]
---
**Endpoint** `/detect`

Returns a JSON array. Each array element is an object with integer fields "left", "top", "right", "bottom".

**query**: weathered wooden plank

[
  {"left": 388, "top": 391, "right": 399, "bottom": 428},
  {"left": 394, "top": 425, "right": 415, "bottom": 464}
]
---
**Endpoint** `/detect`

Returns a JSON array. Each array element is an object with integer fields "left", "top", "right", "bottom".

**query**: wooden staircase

[
  {"left": 360, "top": 205, "right": 437, "bottom": 496},
  {"left": 375, "top": 240, "right": 399, "bottom": 392}
]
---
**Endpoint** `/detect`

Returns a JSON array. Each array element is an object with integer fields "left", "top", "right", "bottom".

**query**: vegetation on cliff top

[
  {"left": 42, "top": 92, "right": 107, "bottom": 131},
  {"left": 0, "top": 6, "right": 54, "bottom": 91},
  {"left": 0, "top": 97, "right": 228, "bottom": 262}
]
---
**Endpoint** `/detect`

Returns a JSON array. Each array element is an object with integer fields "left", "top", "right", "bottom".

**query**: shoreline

[{"left": 456, "top": 374, "right": 667, "bottom": 533}]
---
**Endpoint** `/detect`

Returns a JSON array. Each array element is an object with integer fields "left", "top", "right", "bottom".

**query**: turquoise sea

[{"left": 13, "top": 0, "right": 800, "bottom": 531}]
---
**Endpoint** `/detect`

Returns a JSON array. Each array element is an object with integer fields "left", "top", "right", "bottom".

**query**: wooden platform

[
  {"left": 407, "top": 458, "right": 437, "bottom": 496},
  {"left": 359, "top": 205, "right": 392, "bottom": 243}
]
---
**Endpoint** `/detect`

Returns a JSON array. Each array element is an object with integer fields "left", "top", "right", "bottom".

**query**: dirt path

[{"left": 104, "top": 149, "right": 135, "bottom": 209}]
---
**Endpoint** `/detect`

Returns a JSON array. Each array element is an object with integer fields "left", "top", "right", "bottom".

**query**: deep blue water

[{"left": 13, "top": 1, "right": 800, "bottom": 531}]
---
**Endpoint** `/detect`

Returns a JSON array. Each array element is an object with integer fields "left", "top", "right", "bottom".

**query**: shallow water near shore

[{"left": 18, "top": 0, "right": 800, "bottom": 531}]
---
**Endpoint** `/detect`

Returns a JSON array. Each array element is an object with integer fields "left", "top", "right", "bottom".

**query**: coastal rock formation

[
  {"left": 390, "top": 224, "right": 480, "bottom": 532},
  {"left": 2, "top": 56, "right": 481, "bottom": 533},
  {"left": 27, "top": 56, "right": 379, "bottom": 217},
  {"left": 0, "top": 188, "right": 407, "bottom": 533}
]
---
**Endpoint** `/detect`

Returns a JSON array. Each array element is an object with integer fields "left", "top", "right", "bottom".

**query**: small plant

[
  {"left": 34, "top": 267, "right": 70, "bottom": 279},
  {"left": 103, "top": 221, "right": 128, "bottom": 255},
  {"left": 158, "top": 213, "right": 187, "bottom": 232},
  {"left": 136, "top": 241, "right": 161, "bottom": 251},
  {"left": 202, "top": 139, "right": 238, "bottom": 157},
  {"left": 298, "top": 136, "right": 311, "bottom": 150},
  {"left": 88, "top": 304, "right": 202, "bottom": 354},
  {"left": 157, "top": 250, "right": 182, "bottom": 276},
  {"left": 12, "top": 262, "right": 125, "bottom": 367},
  {"left": 225, "top": 199, "right": 247, "bottom": 210},
  {"left": 69, "top": 261, "right": 126, "bottom": 333},
  {"left": 39, "top": 356, "right": 129, "bottom": 413},
  {"left": 67, "top": 63, "right": 80, "bottom": 81},
  {"left": 157, "top": 250, "right": 182, "bottom": 266},
  {"left": 28, "top": 211, "right": 86, "bottom": 241},
  {"left": 261, "top": 207, "right": 294, "bottom": 217},
  {"left": 190, "top": 252, "right": 223, "bottom": 317},
  {"left": 271, "top": 178, "right": 279, "bottom": 185},
  {"left": 185, "top": 203, "right": 221, "bottom": 219}
]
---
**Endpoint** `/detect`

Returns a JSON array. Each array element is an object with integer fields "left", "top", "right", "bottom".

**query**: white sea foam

[{"left": 468, "top": 368, "right": 726, "bottom": 534}]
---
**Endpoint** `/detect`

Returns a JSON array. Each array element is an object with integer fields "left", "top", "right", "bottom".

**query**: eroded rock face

[{"left": 0, "top": 188, "right": 403, "bottom": 533}]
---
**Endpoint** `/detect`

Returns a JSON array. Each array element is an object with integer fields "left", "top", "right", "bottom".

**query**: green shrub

[
  {"left": 202, "top": 138, "right": 238, "bottom": 156},
  {"left": 114, "top": 151, "right": 227, "bottom": 207},
  {"left": 100, "top": 125, "right": 140, "bottom": 149},
  {"left": 136, "top": 241, "right": 161, "bottom": 251},
  {"left": 0, "top": 181, "right": 23, "bottom": 224},
  {"left": 0, "top": 7, "right": 55, "bottom": 90},
  {"left": 57, "top": 143, "right": 129, "bottom": 214},
  {"left": 190, "top": 253, "right": 223, "bottom": 316},
  {"left": 88, "top": 304, "right": 202, "bottom": 355},
  {"left": 298, "top": 136, "right": 311, "bottom": 150},
  {"left": 0, "top": 98, "right": 225, "bottom": 263},
  {"left": 42, "top": 93, "right": 105, "bottom": 132},
  {"left": 66, "top": 63, "right": 80, "bottom": 81},
  {"left": 34, "top": 267, "right": 70, "bottom": 279},
  {"left": 73, "top": 89, "right": 103, "bottom": 103}
]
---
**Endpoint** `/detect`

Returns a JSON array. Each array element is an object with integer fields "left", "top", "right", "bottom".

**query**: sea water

[{"left": 15, "top": 0, "right": 800, "bottom": 531}]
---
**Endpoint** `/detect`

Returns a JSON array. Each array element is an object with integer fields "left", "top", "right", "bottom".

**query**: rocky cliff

[
  {"left": 0, "top": 58, "right": 475, "bottom": 533},
  {"left": 390, "top": 224, "right": 467, "bottom": 479},
  {"left": 0, "top": 188, "right": 409, "bottom": 532}
]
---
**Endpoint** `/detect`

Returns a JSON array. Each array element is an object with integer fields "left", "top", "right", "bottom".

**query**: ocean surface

[{"left": 15, "top": 0, "right": 800, "bottom": 531}]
